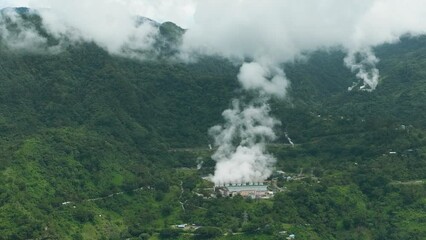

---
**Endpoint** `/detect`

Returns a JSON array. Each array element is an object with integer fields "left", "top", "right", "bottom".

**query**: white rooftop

[{"left": 226, "top": 184, "right": 268, "bottom": 192}]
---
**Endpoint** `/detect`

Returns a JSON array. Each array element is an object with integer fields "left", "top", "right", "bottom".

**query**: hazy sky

[
  {"left": 0, "top": 0, "right": 196, "bottom": 27},
  {"left": 0, "top": 0, "right": 30, "bottom": 9}
]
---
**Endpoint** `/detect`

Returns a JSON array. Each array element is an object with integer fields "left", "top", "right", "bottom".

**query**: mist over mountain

[{"left": 0, "top": 6, "right": 426, "bottom": 240}]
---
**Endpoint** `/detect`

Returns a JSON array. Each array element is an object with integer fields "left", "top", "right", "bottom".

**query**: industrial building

[{"left": 215, "top": 182, "right": 273, "bottom": 199}]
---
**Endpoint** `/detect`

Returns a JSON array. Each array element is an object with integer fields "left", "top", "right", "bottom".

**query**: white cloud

[
  {"left": 0, "top": 8, "right": 52, "bottom": 52},
  {"left": 182, "top": 0, "right": 367, "bottom": 62},
  {"left": 1, "top": 0, "right": 196, "bottom": 55},
  {"left": 183, "top": 0, "right": 426, "bottom": 58},
  {"left": 181, "top": 0, "right": 426, "bottom": 91},
  {"left": 26, "top": 0, "right": 159, "bottom": 56}
]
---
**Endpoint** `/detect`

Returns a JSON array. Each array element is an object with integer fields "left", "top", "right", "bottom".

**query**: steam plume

[
  {"left": 344, "top": 49, "right": 380, "bottom": 91},
  {"left": 238, "top": 62, "right": 288, "bottom": 98},
  {"left": 209, "top": 99, "right": 280, "bottom": 184},
  {"left": 207, "top": 60, "right": 289, "bottom": 184}
]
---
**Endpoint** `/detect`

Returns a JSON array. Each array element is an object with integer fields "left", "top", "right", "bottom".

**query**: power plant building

[{"left": 216, "top": 182, "right": 273, "bottom": 199}]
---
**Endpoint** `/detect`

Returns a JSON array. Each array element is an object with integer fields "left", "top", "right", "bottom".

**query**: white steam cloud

[
  {"left": 344, "top": 49, "right": 380, "bottom": 91},
  {"left": 207, "top": 61, "right": 289, "bottom": 185},
  {"left": 238, "top": 62, "right": 289, "bottom": 99},
  {"left": 209, "top": 100, "right": 279, "bottom": 184}
]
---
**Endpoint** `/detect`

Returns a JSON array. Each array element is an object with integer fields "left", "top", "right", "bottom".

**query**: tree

[
  {"left": 159, "top": 229, "right": 181, "bottom": 239},
  {"left": 194, "top": 227, "right": 222, "bottom": 239}
]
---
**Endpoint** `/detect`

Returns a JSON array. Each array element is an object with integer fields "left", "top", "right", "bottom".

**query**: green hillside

[{"left": 0, "top": 9, "right": 425, "bottom": 239}]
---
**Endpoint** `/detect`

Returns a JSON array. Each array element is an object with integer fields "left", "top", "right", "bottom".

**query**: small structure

[
  {"left": 177, "top": 224, "right": 187, "bottom": 229},
  {"left": 174, "top": 223, "right": 201, "bottom": 231}
]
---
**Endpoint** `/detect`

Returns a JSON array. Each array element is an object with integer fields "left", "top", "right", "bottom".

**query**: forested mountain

[{"left": 0, "top": 8, "right": 426, "bottom": 239}]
